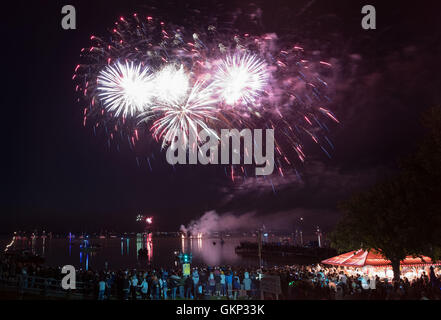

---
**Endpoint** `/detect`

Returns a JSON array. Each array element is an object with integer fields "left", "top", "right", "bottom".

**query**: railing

[{"left": 0, "top": 274, "right": 92, "bottom": 299}]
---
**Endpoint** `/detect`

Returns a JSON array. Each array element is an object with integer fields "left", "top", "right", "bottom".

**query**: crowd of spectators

[{"left": 1, "top": 253, "right": 440, "bottom": 300}]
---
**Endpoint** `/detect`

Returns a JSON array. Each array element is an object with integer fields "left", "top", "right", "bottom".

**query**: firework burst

[
  {"left": 154, "top": 64, "right": 190, "bottom": 103},
  {"left": 213, "top": 53, "right": 268, "bottom": 106},
  {"left": 97, "top": 61, "right": 155, "bottom": 117},
  {"left": 148, "top": 81, "right": 219, "bottom": 148},
  {"left": 73, "top": 11, "right": 340, "bottom": 179}
]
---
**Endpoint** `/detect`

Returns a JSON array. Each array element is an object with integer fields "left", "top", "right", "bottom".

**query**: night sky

[{"left": 2, "top": 0, "right": 441, "bottom": 235}]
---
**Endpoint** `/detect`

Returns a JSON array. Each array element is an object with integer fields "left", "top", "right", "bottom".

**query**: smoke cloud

[
  {"left": 180, "top": 208, "right": 336, "bottom": 236},
  {"left": 180, "top": 210, "right": 256, "bottom": 235}
]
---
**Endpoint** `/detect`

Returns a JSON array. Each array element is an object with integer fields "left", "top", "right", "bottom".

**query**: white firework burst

[
  {"left": 213, "top": 53, "right": 268, "bottom": 105},
  {"left": 149, "top": 81, "right": 219, "bottom": 148},
  {"left": 154, "top": 64, "right": 190, "bottom": 102},
  {"left": 97, "top": 61, "right": 155, "bottom": 117}
]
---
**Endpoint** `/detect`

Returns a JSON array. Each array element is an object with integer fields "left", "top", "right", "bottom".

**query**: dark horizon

[{"left": 2, "top": 0, "right": 441, "bottom": 235}]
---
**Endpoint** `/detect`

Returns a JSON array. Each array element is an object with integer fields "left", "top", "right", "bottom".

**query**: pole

[
  {"left": 258, "top": 229, "right": 263, "bottom": 300},
  {"left": 258, "top": 229, "right": 262, "bottom": 270},
  {"left": 317, "top": 226, "right": 322, "bottom": 248}
]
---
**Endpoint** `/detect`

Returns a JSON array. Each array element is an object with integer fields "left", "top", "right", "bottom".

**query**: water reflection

[
  {"left": 178, "top": 236, "right": 244, "bottom": 267},
  {"left": 196, "top": 239, "right": 240, "bottom": 266},
  {"left": 2, "top": 235, "right": 262, "bottom": 270},
  {"left": 119, "top": 237, "right": 132, "bottom": 256},
  {"left": 135, "top": 233, "right": 153, "bottom": 263},
  {"left": 31, "top": 234, "right": 36, "bottom": 254},
  {"left": 146, "top": 233, "right": 153, "bottom": 262},
  {"left": 181, "top": 236, "right": 186, "bottom": 253},
  {"left": 136, "top": 235, "right": 142, "bottom": 258},
  {"left": 68, "top": 232, "right": 72, "bottom": 256}
]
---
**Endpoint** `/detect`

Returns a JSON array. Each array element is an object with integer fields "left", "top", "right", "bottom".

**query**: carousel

[{"left": 321, "top": 249, "right": 441, "bottom": 280}]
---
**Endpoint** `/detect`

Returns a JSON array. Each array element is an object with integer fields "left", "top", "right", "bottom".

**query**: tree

[
  {"left": 400, "top": 106, "right": 441, "bottom": 259},
  {"left": 331, "top": 106, "right": 441, "bottom": 281},
  {"left": 332, "top": 177, "right": 422, "bottom": 280}
]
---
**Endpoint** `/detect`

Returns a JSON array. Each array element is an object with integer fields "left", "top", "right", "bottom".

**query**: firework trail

[{"left": 73, "top": 10, "right": 340, "bottom": 179}]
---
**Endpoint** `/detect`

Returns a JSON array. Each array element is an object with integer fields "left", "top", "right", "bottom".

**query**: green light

[{"left": 178, "top": 252, "right": 192, "bottom": 264}]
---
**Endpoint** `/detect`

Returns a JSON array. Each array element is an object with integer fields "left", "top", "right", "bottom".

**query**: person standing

[
  {"left": 243, "top": 271, "right": 252, "bottom": 298},
  {"left": 106, "top": 273, "right": 114, "bottom": 298},
  {"left": 215, "top": 270, "right": 221, "bottom": 297},
  {"left": 192, "top": 269, "right": 200, "bottom": 299},
  {"left": 185, "top": 276, "right": 193, "bottom": 299},
  {"left": 233, "top": 273, "right": 241, "bottom": 300},
  {"left": 158, "top": 277, "right": 164, "bottom": 299},
  {"left": 161, "top": 269, "right": 169, "bottom": 299},
  {"left": 140, "top": 276, "right": 149, "bottom": 300},
  {"left": 98, "top": 278, "right": 107, "bottom": 300},
  {"left": 226, "top": 270, "right": 233, "bottom": 299},
  {"left": 208, "top": 272, "right": 216, "bottom": 296},
  {"left": 169, "top": 272, "right": 180, "bottom": 300},
  {"left": 151, "top": 275, "right": 160, "bottom": 300},
  {"left": 360, "top": 275, "right": 370, "bottom": 291},
  {"left": 199, "top": 268, "right": 208, "bottom": 295},
  {"left": 179, "top": 274, "right": 186, "bottom": 299},
  {"left": 339, "top": 271, "right": 347, "bottom": 286},
  {"left": 131, "top": 274, "right": 138, "bottom": 300},
  {"left": 122, "top": 275, "right": 130, "bottom": 300},
  {"left": 220, "top": 271, "right": 226, "bottom": 297},
  {"left": 369, "top": 275, "right": 376, "bottom": 291},
  {"left": 251, "top": 273, "right": 259, "bottom": 299}
]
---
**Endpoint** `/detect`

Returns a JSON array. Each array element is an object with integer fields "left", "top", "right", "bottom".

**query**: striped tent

[{"left": 321, "top": 249, "right": 440, "bottom": 267}]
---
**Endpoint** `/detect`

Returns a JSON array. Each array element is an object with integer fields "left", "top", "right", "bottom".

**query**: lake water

[{"left": 1, "top": 235, "right": 265, "bottom": 271}]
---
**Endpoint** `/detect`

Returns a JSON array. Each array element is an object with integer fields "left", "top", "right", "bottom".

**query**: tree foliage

[{"left": 331, "top": 106, "right": 441, "bottom": 279}]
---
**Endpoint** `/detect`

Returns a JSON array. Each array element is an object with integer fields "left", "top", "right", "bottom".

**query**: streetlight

[{"left": 316, "top": 226, "right": 322, "bottom": 248}]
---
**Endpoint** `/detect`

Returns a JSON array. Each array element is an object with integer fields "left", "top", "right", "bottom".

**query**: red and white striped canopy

[{"left": 321, "top": 249, "right": 440, "bottom": 267}]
